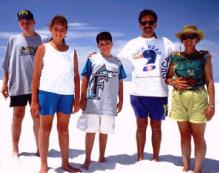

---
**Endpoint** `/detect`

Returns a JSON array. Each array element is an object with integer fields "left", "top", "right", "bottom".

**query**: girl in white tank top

[{"left": 31, "top": 15, "right": 81, "bottom": 173}]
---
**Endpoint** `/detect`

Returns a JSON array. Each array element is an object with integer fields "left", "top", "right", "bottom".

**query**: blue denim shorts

[
  {"left": 130, "top": 95, "right": 168, "bottom": 120},
  {"left": 38, "top": 90, "right": 74, "bottom": 116}
]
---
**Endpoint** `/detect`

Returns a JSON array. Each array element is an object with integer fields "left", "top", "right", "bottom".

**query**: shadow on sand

[
  {"left": 160, "top": 154, "right": 219, "bottom": 173},
  {"left": 79, "top": 153, "right": 219, "bottom": 173},
  {"left": 26, "top": 149, "right": 219, "bottom": 173},
  {"left": 19, "top": 151, "right": 40, "bottom": 157},
  {"left": 47, "top": 148, "right": 84, "bottom": 159},
  {"left": 70, "top": 153, "right": 152, "bottom": 173}
]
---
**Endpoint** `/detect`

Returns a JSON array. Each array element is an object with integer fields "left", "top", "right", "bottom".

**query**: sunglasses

[
  {"left": 181, "top": 34, "right": 198, "bottom": 41},
  {"left": 140, "top": 20, "right": 155, "bottom": 26}
]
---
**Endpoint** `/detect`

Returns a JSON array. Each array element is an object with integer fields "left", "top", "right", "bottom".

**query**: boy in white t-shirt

[{"left": 78, "top": 32, "right": 127, "bottom": 169}]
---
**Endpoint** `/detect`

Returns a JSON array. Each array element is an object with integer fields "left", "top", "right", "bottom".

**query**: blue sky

[{"left": 0, "top": 0, "right": 219, "bottom": 81}]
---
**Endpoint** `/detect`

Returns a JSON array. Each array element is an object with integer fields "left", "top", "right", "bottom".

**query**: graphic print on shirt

[
  {"left": 142, "top": 49, "right": 157, "bottom": 71},
  {"left": 20, "top": 46, "right": 38, "bottom": 56},
  {"left": 87, "top": 64, "right": 118, "bottom": 99},
  {"left": 133, "top": 44, "right": 161, "bottom": 72}
]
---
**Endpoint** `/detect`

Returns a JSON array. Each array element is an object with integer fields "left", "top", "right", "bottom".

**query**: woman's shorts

[
  {"left": 130, "top": 95, "right": 168, "bottom": 120},
  {"left": 170, "top": 88, "right": 208, "bottom": 123},
  {"left": 77, "top": 114, "right": 115, "bottom": 134},
  {"left": 38, "top": 90, "right": 74, "bottom": 116}
]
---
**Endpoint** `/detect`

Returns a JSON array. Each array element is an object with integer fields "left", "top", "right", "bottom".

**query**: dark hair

[
  {"left": 49, "top": 15, "right": 68, "bottom": 43},
  {"left": 96, "top": 32, "right": 112, "bottom": 44},
  {"left": 50, "top": 15, "right": 68, "bottom": 30},
  {"left": 138, "top": 9, "right": 158, "bottom": 23}
]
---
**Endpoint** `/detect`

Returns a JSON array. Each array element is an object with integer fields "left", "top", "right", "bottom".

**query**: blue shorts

[
  {"left": 38, "top": 90, "right": 74, "bottom": 116},
  {"left": 130, "top": 95, "right": 168, "bottom": 120}
]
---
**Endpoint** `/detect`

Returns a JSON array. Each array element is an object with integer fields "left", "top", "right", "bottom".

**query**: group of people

[{"left": 1, "top": 8, "right": 215, "bottom": 173}]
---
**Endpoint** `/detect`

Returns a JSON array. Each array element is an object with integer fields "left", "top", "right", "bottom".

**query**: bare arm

[
  {"left": 165, "top": 63, "right": 175, "bottom": 85},
  {"left": 1, "top": 72, "right": 9, "bottom": 98},
  {"left": 165, "top": 63, "right": 189, "bottom": 91},
  {"left": 204, "top": 55, "right": 215, "bottom": 120},
  {"left": 80, "top": 76, "right": 88, "bottom": 111},
  {"left": 30, "top": 44, "right": 45, "bottom": 115},
  {"left": 72, "top": 49, "right": 80, "bottom": 113},
  {"left": 117, "top": 80, "right": 124, "bottom": 113}
]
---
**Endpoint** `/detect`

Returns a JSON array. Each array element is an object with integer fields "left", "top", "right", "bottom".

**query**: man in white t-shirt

[{"left": 117, "top": 9, "right": 174, "bottom": 161}]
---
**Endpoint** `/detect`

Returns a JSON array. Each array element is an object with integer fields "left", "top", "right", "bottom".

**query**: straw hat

[{"left": 176, "top": 25, "right": 204, "bottom": 40}]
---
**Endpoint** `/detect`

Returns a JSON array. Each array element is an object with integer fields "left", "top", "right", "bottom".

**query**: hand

[
  {"left": 172, "top": 77, "right": 189, "bottom": 91},
  {"left": 204, "top": 105, "right": 215, "bottom": 120},
  {"left": 80, "top": 98, "right": 87, "bottom": 111},
  {"left": 117, "top": 101, "right": 123, "bottom": 113},
  {"left": 1, "top": 83, "right": 8, "bottom": 98},
  {"left": 72, "top": 100, "right": 80, "bottom": 113},
  {"left": 87, "top": 52, "right": 97, "bottom": 58},
  {"left": 30, "top": 101, "right": 39, "bottom": 116}
]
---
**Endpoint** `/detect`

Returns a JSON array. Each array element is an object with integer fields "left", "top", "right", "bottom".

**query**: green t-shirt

[{"left": 169, "top": 51, "right": 209, "bottom": 90}]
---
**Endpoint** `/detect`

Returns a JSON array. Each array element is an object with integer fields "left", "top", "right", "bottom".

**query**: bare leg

[
  {"left": 31, "top": 112, "right": 40, "bottom": 155},
  {"left": 83, "top": 133, "right": 95, "bottom": 169},
  {"left": 150, "top": 119, "right": 162, "bottom": 161},
  {"left": 177, "top": 121, "right": 192, "bottom": 172},
  {"left": 191, "top": 123, "right": 206, "bottom": 173},
  {"left": 99, "top": 133, "right": 107, "bottom": 162},
  {"left": 136, "top": 117, "right": 148, "bottom": 161},
  {"left": 57, "top": 113, "right": 81, "bottom": 173},
  {"left": 38, "top": 115, "right": 54, "bottom": 173},
  {"left": 12, "top": 106, "right": 25, "bottom": 158}
]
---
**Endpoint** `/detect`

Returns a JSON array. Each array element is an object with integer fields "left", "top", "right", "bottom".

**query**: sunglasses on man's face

[
  {"left": 140, "top": 20, "right": 155, "bottom": 26},
  {"left": 181, "top": 34, "right": 198, "bottom": 41}
]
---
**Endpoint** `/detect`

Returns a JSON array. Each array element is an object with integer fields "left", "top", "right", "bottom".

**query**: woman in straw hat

[{"left": 165, "top": 25, "right": 215, "bottom": 173}]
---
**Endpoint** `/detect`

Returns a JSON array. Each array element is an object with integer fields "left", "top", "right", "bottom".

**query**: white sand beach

[{"left": 0, "top": 81, "right": 218, "bottom": 173}]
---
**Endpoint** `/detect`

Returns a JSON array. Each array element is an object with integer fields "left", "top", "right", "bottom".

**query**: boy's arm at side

[
  {"left": 80, "top": 57, "right": 92, "bottom": 111},
  {"left": 1, "top": 72, "right": 9, "bottom": 98},
  {"left": 1, "top": 38, "right": 12, "bottom": 98},
  {"left": 117, "top": 80, "right": 124, "bottom": 113}
]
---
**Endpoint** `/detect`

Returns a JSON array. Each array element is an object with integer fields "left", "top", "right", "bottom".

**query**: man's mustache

[{"left": 143, "top": 27, "right": 152, "bottom": 30}]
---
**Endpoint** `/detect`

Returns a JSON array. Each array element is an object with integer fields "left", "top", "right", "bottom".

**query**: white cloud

[
  {"left": 68, "top": 22, "right": 98, "bottom": 30},
  {"left": 0, "top": 22, "right": 125, "bottom": 42},
  {"left": 36, "top": 27, "right": 50, "bottom": 35},
  {"left": 67, "top": 31, "right": 97, "bottom": 39},
  {"left": 67, "top": 31, "right": 124, "bottom": 40},
  {"left": 0, "top": 32, "right": 19, "bottom": 39},
  {"left": 68, "top": 22, "right": 87, "bottom": 27}
]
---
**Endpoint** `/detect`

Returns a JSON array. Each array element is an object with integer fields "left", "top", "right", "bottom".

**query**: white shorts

[{"left": 77, "top": 114, "right": 115, "bottom": 134}]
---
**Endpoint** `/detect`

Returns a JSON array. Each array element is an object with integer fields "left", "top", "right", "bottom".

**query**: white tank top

[{"left": 39, "top": 43, "right": 75, "bottom": 95}]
